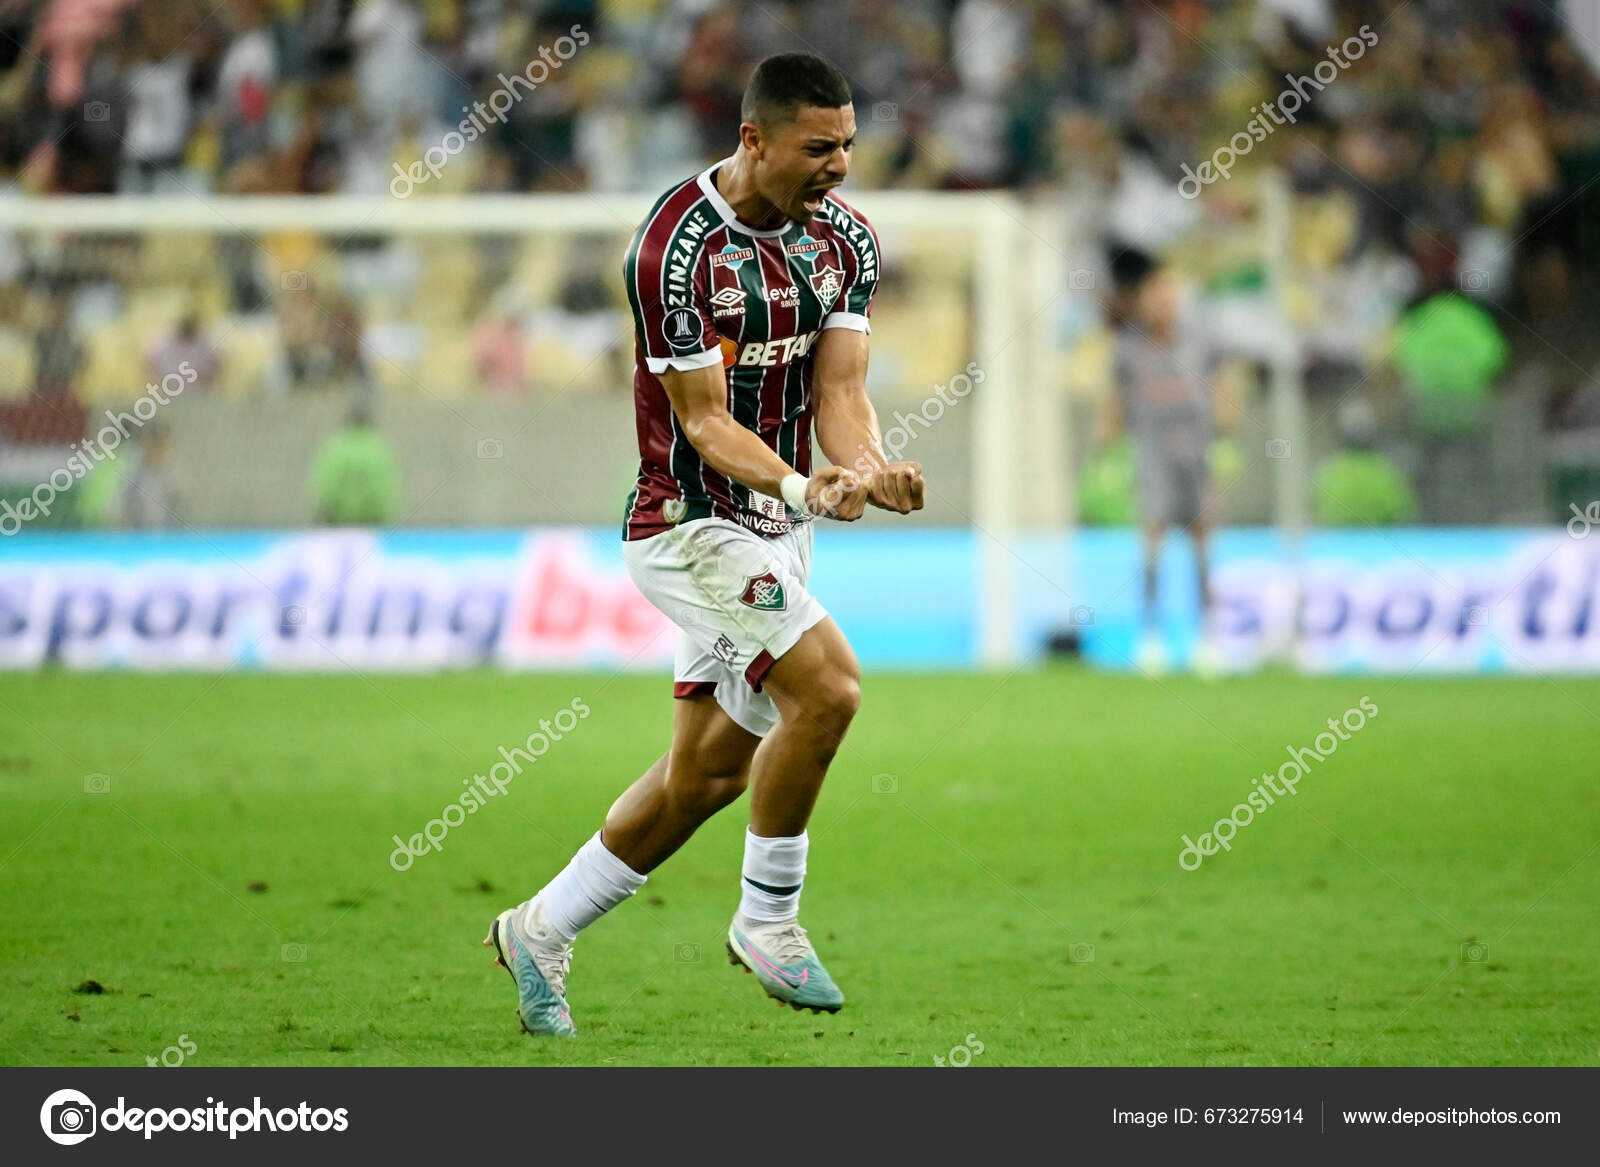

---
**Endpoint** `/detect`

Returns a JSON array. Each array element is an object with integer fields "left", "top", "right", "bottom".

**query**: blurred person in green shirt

[
  {"left": 1313, "top": 398, "right": 1417, "bottom": 526},
  {"left": 308, "top": 401, "right": 400, "bottom": 526}
]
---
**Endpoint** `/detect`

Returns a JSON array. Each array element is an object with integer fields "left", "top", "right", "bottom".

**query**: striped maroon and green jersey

[{"left": 621, "top": 155, "right": 880, "bottom": 541}]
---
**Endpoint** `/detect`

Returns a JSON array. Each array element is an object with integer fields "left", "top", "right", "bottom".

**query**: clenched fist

[
  {"left": 806, "top": 466, "right": 871, "bottom": 521},
  {"left": 865, "top": 461, "right": 924, "bottom": 514}
]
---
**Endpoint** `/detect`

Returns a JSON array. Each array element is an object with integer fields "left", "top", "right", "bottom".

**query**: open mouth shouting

[{"left": 800, "top": 184, "right": 838, "bottom": 215}]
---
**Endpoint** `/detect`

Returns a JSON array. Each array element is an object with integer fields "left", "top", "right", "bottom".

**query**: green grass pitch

[{"left": 1, "top": 668, "right": 1596, "bottom": 1067}]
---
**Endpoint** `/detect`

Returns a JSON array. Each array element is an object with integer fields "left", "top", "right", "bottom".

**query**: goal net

[{"left": 0, "top": 192, "right": 1063, "bottom": 666}]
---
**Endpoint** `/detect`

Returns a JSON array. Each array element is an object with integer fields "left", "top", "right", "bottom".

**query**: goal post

[{"left": 1, "top": 190, "right": 1048, "bottom": 667}]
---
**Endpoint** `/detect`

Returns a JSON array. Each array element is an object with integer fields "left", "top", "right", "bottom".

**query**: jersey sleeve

[
  {"left": 820, "top": 204, "right": 880, "bottom": 334},
  {"left": 624, "top": 219, "right": 721, "bottom": 374}
]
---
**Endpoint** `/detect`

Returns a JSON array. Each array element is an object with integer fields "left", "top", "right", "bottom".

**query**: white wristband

[{"left": 779, "top": 473, "right": 810, "bottom": 515}]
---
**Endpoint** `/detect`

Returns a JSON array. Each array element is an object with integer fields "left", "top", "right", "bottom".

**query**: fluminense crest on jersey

[{"left": 809, "top": 260, "right": 844, "bottom": 309}]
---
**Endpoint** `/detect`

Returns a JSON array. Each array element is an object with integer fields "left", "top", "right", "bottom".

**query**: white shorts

[{"left": 623, "top": 517, "right": 828, "bottom": 737}]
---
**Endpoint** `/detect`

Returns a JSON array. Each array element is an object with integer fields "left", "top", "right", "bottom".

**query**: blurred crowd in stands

[{"left": 2, "top": 0, "right": 1599, "bottom": 526}]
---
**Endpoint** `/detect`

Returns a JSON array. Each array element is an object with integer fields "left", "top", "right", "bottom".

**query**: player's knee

[
  {"left": 667, "top": 756, "right": 748, "bottom": 817},
  {"left": 833, "top": 673, "right": 863, "bottom": 723},
  {"left": 803, "top": 671, "right": 861, "bottom": 742},
  {"left": 696, "top": 768, "right": 749, "bottom": 814}
]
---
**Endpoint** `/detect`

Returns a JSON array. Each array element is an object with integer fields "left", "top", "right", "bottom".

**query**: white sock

[
  {"left": 739, "top": 829, "right": 808, "bottom": 923},
  {"left": 531, "top": 831, "right": 646, "bottom": 942}
]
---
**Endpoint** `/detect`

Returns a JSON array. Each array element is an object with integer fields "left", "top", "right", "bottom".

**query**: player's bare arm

[
  {"left": 810, "top": 327, "right": 924, "bottom": 515},
  {"left": 657, "top": 360, "right": 871, "bottom": 520}
]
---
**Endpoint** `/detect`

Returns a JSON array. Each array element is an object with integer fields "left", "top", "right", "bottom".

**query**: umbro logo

[{"left": 710, "top": 286, "right": 746, "bottom": 317}]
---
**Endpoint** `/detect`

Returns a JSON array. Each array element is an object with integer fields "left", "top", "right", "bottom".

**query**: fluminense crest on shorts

[{"left": 739, "top": 571, "right": 787, "bottom": 611}]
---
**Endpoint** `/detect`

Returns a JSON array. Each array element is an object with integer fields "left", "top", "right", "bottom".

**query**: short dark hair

[
  {"left": 741, "top": 53, "right": 852, "bottom": 131},
  {"left": 1110, "top": 247, "right": 1157, "bottom": 295}
]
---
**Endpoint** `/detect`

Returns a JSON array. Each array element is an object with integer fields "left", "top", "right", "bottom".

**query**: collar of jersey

[{"left": 697, "top": 156, "right": 792, "bottom": 239}]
